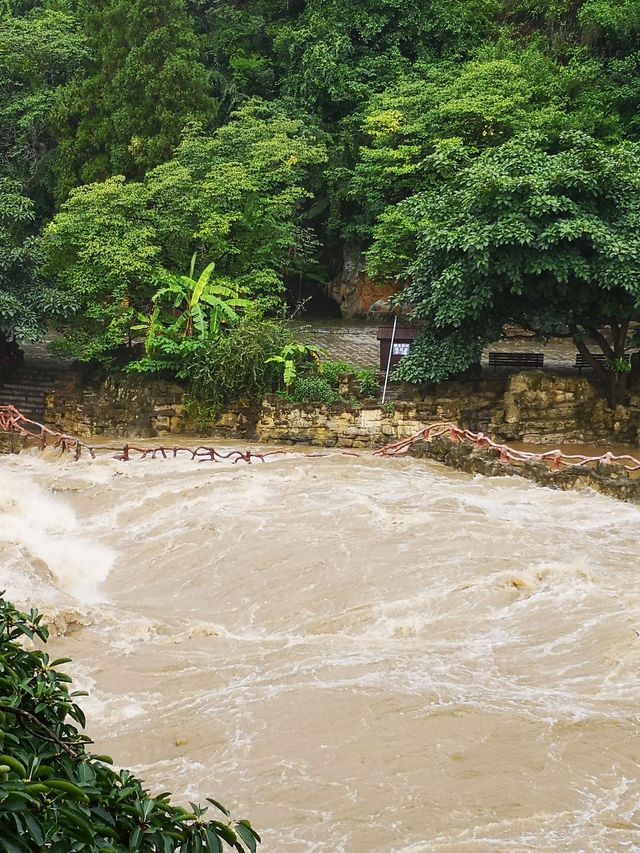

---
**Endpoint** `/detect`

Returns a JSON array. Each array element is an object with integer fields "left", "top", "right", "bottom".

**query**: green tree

[
  {"left": 369, "top": 132, "right": 640, "bottom": 407},
  {"left": 350, "top": 44, "right": 620, "bottom": 240},
  {"left": 43, "top": 102, "right": 327, "bottom": 363},
  {"left": 42, "top": 176, "right": 164, "bottom": 363},
  {"left": 505, "top": 0, "right": 640, "bottom": 54},
  {"left": 53, "top": 0, "right": 216, "bottom": 200},
  {"left": 0, "top": 595, "right": 260, "bottom": 851},
  {"left": 0, "top": 6, "right": 89, "bottom": 217},
  {"left": 0, "top": 178, "right": 69, "bottom": 352}
]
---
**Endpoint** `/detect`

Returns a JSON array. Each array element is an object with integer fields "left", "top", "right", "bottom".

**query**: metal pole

[{"left": 381, "top": 314, "right": 398, "bottom": 405}]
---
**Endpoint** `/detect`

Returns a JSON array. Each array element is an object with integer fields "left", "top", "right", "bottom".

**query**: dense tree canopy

[
  {"left": 44, "top": 102, "right": 326, "bottom": 362},
  {"left": 2, "top": 0, "right": 640, "bottom": 402},
  {"left": 370, "top": 132, "right": 640, "bottom": 404},
  {"left": 0, "top": 178, "right": 68, "bottom": 348},
  {"left": 0, "top": 6, "right": 89, "bottom": 216},
  {"left": 53, "top": 0, "right": 217, "bottom": 200}
]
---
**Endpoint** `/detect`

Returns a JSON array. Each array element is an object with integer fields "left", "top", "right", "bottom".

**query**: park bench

[
  {"left": 574, "top": 352, "right": 631, "bottom": 375},
  {"left": 488, "top": 351, "right": 544, "bottom": 373},
  {"left": 575, "top": 352, "right": 608, "bottom": 375}
]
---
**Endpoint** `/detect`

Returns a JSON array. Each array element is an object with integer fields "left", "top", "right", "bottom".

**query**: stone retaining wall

[
  {"left": 38, "top": 368, "right": 640, "bottom": 449},
  {"left": 44, "top": 371, "right": 257, "bottom": 439},
  {"left": 492, "top": 372, "right": 640, "bottom": 444},
  {"left": 407, "top": 434, "right": 640, "bottom": 503}
]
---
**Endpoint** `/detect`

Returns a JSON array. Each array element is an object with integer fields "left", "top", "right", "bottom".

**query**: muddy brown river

[{"left": 2, "top": 448, "right": 640, "bottom": 851}]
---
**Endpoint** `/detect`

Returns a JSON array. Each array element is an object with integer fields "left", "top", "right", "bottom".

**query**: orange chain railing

[
  {"left": 2, "top": 404, "right": 639, "bottom": 471},
  {"left": 0, "top": 405, "right": 285, "bottom": 464},
  {"left": 374, "top": 421, "right": 640, "bottom": 472}
]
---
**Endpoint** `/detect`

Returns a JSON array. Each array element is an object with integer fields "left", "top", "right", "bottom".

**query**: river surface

[{"left": 2, "top": 448, "right": 640, "bottom": 851}]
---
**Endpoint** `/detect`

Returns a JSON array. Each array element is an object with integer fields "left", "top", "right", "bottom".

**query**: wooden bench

[
  {"left": 488, "top": 352, "right": 544, "bottom": 373},
  {"left": 574, "top": 352, "right": 632, "bottom": 375},
  {"left": 575, "top": 352, "right": 608, "bottom": 375}
]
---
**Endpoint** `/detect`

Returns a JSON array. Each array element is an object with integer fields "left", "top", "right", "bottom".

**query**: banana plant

[
  {"left": 153, "top": 253, "right": 252, "bottom": 339},
  {"left": 131, "top": 305, "right": 161, "bottom": 355},
  {"left": 267, "top": 342, "right": 325, "bottom": 390}
]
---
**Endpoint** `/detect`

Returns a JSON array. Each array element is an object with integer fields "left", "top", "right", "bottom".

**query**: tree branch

[
  {"left": 585, "top": 325, "right": 615, "bottom": 361},
  {"left": 616, "top": 319, "right": 629, "bottom": 357},
  {"left": 0, "top": 704, "right": 82, "bottom": 758}
]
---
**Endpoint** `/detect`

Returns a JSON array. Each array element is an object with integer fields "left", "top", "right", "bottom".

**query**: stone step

[
  {"left": 0, "top": 380, "right": 65, "bottom": 423},
  {"left": 0, "top": 359, "right": 69, "bottom": 425},
  {"left": 0, "top": 385, "right": 55, "bottom": 397}
]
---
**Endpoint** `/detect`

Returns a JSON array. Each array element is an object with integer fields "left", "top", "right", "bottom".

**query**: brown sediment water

[{"left": 1, "top": 447, "right": 640, "bottom": 851}]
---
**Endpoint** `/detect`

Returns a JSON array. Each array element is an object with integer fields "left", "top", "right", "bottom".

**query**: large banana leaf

[
  {"left": 283, "top": 359, "right": 296, "bottom": 386},
  {"left": 189, "top": 262, "right": 216, "bottom": 309},
  {"left": 191, "top": 303, "right": 206, "bottom": 336},
  {"left": 153, "top": 280, "right": 187, "bottom": 308}
]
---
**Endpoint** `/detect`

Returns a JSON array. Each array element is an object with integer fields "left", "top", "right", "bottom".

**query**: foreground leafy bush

[
  {"left": 288, "top": 376, "right": 339, "bottom": 404},
  {"left": 189, "top": 317, "right": 294, "bottom": 414},
  {"left": 0, "top": 596, "right": 260, "bottom": 852},
  {"left": 318, "top": 362, "right": 379, "bottom": 399}
]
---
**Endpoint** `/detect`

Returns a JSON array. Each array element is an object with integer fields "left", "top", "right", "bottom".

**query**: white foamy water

[{"left": 1, "top": 449, "right": 640, "bottom": 851}]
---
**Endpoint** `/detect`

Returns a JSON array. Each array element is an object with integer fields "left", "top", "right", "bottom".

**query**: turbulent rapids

[{"left": 2, "top": 447, "right": 640, "bottom": 851}]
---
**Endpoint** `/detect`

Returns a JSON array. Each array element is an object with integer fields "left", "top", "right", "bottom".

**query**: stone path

[
  {"left": 293, "top": 320, "right": 381, "bottom": 369},
  {"left": 7, "top": 325, "right": 624, "bottom": 416},
  {"left": 294, "top": 320, "right": 598, "bottom": 375}
]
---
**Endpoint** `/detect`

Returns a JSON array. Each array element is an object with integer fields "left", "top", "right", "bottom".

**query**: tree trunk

[{"left": 569, "top": 321, "right": 630, "bottom": 409}]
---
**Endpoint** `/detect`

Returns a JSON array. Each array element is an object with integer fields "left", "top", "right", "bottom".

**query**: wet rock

[{"left": 407, "top": 436, "right": 640, "bottom": 504}]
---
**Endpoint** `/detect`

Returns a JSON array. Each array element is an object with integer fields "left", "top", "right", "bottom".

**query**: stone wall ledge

[
  {"left": 407, "top": 436, "right": 640, "bottom": 503},
  {"left": 16, "top": 367, "right": 640, "bottom": 452}
]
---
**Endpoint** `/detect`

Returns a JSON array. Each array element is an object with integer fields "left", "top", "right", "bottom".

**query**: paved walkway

[
  {"left": 15, "top": 323, "right": 617, "bottom": 378},
  {"left": 295, "top": 321, "right": 597, "bottom": 374},
  {"left": 293, "top": 320, "right": 380, "bottom": 369}
]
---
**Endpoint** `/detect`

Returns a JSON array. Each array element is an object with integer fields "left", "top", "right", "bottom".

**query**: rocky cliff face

[{"left": 328, "top": 246, "right": 397, "bottom": 318}]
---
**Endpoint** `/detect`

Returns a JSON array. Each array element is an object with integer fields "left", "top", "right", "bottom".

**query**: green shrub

[
  {"left": 355, "top": 369, "right": 379, "bottom": 398},
  {"left": 189, "top": 317, "right": 294, "bottom": 414},
  {"left": 318, "top": 361, "right": 379, "bottom": 398},
  {"left": 0, "top": 596, "right": 259, "bottom": 852},
  {"left": 321, "top": 360, "right": 352, "bottom": 387},
  {"left": 289, "top": 375, "right": 339, "bottom": 404}
]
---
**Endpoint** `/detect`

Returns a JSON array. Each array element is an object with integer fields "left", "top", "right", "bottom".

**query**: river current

[{"left": 1, "top": 448, "right": 640, "bottom": 851}]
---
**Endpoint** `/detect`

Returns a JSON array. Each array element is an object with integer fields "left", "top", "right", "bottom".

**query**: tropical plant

[
  {"left": 355, "top": 369, "right": 379, "bottom": 398},
  {"left": 320, "top": 361, "right": 379, "bottom": 398},
  {"left": 160, "top": 254, "right": 252, "bottom": 338},
  {"left": 0, "top": 594, "right": 260, "bottom": 852},
  {"left": 288, "top": 375, "right": 339, "bottom": 405},
  {"left": 128, "top": 254, "right": 252, "bottom": 376},
  {"left": 320, "top": 360, "right": 353, "bottom": 387},
  {"left": 266, "top": 342, "right": 324, "bottom": 390},
  {"left": 188, "top": 316, "right": 294, "bottom": 414}
]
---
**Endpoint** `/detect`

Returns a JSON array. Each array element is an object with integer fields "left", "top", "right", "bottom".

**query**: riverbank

[
  {"left": 42, "top": 367, "right": 640, "bottom": 449},
  {"left": 405, "top": 431, "right": 640, "bottom": 502}
]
